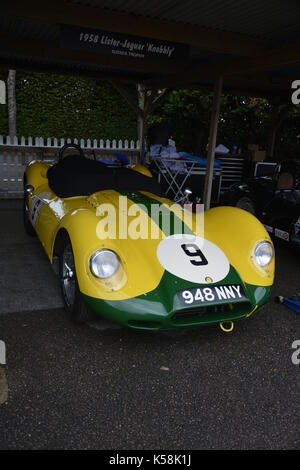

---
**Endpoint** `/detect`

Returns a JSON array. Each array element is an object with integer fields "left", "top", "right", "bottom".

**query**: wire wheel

[
  {"left": 58, "top": 233, "right": 96, "bottom": 323},
  {"left": 61, "top": 243, "right": 76, "bottom": 309}
]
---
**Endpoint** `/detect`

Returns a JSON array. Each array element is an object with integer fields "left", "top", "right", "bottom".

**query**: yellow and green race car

[{"left": 23, "top": 144, "right": 275, "bottom": 331}]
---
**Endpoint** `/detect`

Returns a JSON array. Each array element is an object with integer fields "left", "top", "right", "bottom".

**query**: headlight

[
  {"left": 90, "top": 250, "right": 120, "bottom": 278},
  {"left": 254, "top": 241, "right": 274, "bottom": 267}
]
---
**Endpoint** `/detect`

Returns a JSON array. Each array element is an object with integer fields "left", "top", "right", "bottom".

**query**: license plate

[{"left": 177, "top": 284, "right": 247, "bottom": 307}]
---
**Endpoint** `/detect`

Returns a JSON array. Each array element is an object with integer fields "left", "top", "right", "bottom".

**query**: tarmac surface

[{"left": 0, "top": 205, "right": 299, "bottom": 449}]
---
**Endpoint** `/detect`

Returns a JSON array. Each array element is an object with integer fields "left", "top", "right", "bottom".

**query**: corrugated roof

[
  {"left": 70, "top": 0, "right": 300, "bottom": 41},
  {"left": 0, "top": 0, "right": 298, "bottom": 97},
  {"left": 0, "top": 16, "right": 58, "bottom": 41}
]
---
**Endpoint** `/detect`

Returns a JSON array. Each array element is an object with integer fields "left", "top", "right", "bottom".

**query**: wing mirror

[
  {"left": 178, "top": 187, "right": 193, "bottom": 205},
  {"left": 25, "top": 184, "right": 34, "bottom": 197}
]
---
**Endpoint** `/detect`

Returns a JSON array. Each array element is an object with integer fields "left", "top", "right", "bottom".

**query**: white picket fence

[{"left": 0, "top": 135, "right": 140, "bottom": 198}]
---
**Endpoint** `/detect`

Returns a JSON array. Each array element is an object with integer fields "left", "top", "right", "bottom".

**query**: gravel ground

[{"left": 0, "top": 208, "right": 299, "bottom": 449}]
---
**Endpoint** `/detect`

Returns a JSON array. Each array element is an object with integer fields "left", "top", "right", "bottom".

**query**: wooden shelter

[{"left": 1, "top": 0, "right": 299, "bottom": 208}]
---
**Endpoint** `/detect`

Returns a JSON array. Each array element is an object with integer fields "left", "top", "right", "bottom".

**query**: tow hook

[{"left": 219, "top": 321, "right": 234, "bottom": 333}]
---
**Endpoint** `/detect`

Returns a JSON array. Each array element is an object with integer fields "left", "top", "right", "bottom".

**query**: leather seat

[
  {"left": 47, "top": 154, "right": 164, "bottom": 198},
  {"left": 277, "top": 172, "right": 294, "bottom": 190}
]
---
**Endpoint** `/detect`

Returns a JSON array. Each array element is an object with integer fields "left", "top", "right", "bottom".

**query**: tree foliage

[
  {"left": 0, "top": 70, "right": 299, "bottom": 160},
  {"left": 149, "top": 90, "right": 300, "bottom": 158}
]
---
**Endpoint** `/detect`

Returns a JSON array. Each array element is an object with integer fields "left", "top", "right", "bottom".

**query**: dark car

[{"left": 222, "top": 160, "right": 300, "bottom": 248}]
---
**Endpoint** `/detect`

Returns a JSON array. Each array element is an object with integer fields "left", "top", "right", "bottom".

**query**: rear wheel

[
  {"left": 59, "top": 235, "right": 94, "bottom": 324},
  {"left": 236, "top": 196, "right": 255, "bottom": 215}
]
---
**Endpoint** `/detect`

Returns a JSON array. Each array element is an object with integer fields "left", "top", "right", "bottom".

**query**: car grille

[{"left": 172, "top": 302, "right": 248, "bottom": 321}]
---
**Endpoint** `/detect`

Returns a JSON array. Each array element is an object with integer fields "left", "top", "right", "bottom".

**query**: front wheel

[{"left": 59, "top": 235, "right": 94, "bottom": 324}]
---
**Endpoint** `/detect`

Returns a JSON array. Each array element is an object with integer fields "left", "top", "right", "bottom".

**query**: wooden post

[
  {"left": 0, "top": 80, "right": 6, "bottom": 104},
  {"left": 138, "top": 113, "right": 145, "bottom": 163},
  {"left": 269, "top": 126, "right": 277, "bottom": 159},
  {"left": 7, "top": 70, "right": 17, "bottom": 140},
  {"left": 137, "top": 84, "right": 146, "bottom": 163},
  {"left": 267, "top": 104, "right": 290, "bottom": 160},
  {"left": 203, "top": 75, "right": 223, "bottom": 211}
]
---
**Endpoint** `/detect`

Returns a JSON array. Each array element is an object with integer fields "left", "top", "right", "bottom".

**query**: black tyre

[
  {"left": 23, "top": 192, "right": 36, "bottom": 236},
  {"left": 59, "top": 234, "right": 94, "bottom": 324},
  {"left": 235, "top": 196, "right": 256, "bottom": 215}
]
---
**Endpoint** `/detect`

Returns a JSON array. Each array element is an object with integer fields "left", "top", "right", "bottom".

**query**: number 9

[
  {"left": 182, "top": 290, "right": 193, "bottom": 304},
  {"left": 181, "top": 243, "right": 208, "bottom": 266}
]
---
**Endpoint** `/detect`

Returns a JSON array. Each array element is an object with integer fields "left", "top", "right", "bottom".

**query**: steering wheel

[{"left": 58, "top": 143, "right": 84, "bottom": 161}]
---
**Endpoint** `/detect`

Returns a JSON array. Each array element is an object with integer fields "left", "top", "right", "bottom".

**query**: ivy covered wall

[
  {"left": 0, "top": 71, "right": 137, "bottom": 140},
  {"left": 0, "top": 70, "right": 299, "bottom": 159}
]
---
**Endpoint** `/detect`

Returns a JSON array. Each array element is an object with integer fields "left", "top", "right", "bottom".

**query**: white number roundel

[{"left": 156, "top": 234, "right": 230, "bottom": 284}]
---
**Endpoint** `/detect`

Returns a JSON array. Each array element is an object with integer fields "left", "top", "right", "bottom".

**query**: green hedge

[
  {"left": 0, "top": 72, "right": 137, "bottom": 140},
  {"left": 0, "top": 71, "right": 299, "bottom": 159}
]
